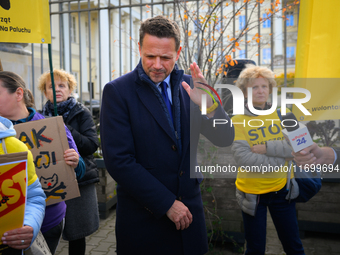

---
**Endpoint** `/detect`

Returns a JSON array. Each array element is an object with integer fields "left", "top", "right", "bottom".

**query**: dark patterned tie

[{"left": 160, "top": 81, "right": 173, "bottom": 124}]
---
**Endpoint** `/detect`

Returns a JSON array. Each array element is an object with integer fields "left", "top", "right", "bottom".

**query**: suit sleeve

[
  {"left": 100, "top": 82, "right": 176, "bottom": 219},
  {"left": 182, "top": 73, "right": 234, "bottom": 147},
  {"left": 199, "top": 103, "right": 235, "bottom": 147},
  {"left": 333, "top": 147, "right": 340, "bottom": 167}
]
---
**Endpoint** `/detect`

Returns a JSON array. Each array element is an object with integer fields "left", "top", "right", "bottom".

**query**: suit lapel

[{"left": 136, "top": 83, "right": 176, "bottom": 143}]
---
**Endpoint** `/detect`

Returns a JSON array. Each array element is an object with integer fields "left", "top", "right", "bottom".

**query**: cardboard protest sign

[
  {"left": 0, "top": 0, "right": 51, "bottom": 44},
  {"left": 0, "top": 152, "right": 27, "bottom": 245},
  {"left": 14, "top": 116, "right": 80, "bottom": 206}
]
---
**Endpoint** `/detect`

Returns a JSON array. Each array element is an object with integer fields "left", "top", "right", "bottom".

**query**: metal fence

[{"left": 0, "top": 0, "right": 299, "bottom": 114}]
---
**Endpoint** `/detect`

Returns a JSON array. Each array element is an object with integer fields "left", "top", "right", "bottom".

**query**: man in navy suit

[{"left": 100, "top": 15, "right": 234, "bottom": 255}]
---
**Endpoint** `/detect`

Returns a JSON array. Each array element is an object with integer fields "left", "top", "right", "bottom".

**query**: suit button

[
  {"left": 171, "top": 145, "right": 177, "bottom": 151},
  {"left": 179, "top": 171, "right": 184, "bottom": 176},
  {"left": 178, "top": 196, "right": 182, "bottom": 201}
]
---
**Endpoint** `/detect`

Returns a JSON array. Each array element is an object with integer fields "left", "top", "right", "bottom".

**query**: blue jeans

[{"left": 242, "top": 188, "right": 305, "bottom": 255}]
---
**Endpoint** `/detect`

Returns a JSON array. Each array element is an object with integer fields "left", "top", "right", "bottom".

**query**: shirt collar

[{"left": 156, "top": 74, "right": 171, "bottom": 88}]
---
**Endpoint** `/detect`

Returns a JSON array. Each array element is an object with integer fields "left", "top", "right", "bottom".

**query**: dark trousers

[
  {"left": 42, "top": 218, "right": 64, "bottom": 255},
  {"left": 242, "top": 188, "right": 305, "bottom": 255}
]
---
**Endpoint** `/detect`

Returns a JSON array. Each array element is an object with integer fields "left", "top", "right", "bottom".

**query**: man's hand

[
  {"left": 292, "top": 143, "right": 335, "bottom": 168},
  {"left": 182, "top": 62, "right": 215, "bottom": 117},
  {"left": 251, "top": 144, "right": 266, "bottom": 154},
  {"left": 1, "top": 225, "right": 33, "bottom": 250},
  {"left": 166, "top": 200, "right": 193, "bottom": 230}
]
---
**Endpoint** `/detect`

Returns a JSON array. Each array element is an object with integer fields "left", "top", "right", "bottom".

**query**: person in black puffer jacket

[{"left": 38, "top": 69, "right": 100, "bottom": 255}]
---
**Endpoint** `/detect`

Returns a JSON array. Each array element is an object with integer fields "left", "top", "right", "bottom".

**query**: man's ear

[
  {"left": 175, "top": 46, "right": 182, "bottom": 61},
  {"left": 138, "top": 42, "right": 142, "bottom": 57}
]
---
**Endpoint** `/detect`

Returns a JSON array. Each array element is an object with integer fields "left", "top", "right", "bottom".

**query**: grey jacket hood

[{"left": 0, "top": 116, "right": 17, "bottom": 139}]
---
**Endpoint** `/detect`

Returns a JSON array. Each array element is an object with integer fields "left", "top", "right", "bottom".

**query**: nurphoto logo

[{"left": 199, "top": 82, "right": 312, "bottom": 128}]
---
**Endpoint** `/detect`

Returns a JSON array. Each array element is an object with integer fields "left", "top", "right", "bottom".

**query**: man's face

[{"left": 139, "top": 34, "right": 181, "bottom": 84}]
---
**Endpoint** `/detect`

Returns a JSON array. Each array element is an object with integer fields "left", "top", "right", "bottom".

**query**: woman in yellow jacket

[
  {"left": 0, "top": 116, "right": 46, "bottom": 252},
  {"left": 231, "top": 65, "right": 304, "bottom": 255}
]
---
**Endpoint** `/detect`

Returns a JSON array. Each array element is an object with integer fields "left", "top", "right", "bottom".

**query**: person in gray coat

[{"left": 231, "top": 65, "right": 305, "bottom": 255}]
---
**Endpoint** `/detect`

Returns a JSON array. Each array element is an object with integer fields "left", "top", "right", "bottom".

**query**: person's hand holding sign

[
  {"left": 1, "top": 225, "right": 33, "bottom": 250},
  {"left": 64, "top": 148, "right": 79, "bottom": 169}
]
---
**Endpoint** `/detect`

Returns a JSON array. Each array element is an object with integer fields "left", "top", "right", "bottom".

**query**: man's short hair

[{"left": 139, "top": 15, "right": 181, "bottom": 51}]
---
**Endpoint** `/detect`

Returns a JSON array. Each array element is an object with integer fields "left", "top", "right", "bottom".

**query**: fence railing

[{"left": 0, "top": 0, "right": 298, "bottom": 114}]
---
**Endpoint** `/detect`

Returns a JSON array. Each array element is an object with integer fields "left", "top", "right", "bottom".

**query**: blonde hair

[
  {"left": 236, "top": 65, "right": 276, "bottom": 95},
  {"left": 38, "top": 69, "right": 77, "bottom": 94}
]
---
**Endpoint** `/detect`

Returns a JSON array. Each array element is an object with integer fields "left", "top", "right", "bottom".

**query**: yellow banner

[
  {"left": 0, "top": 0, "right": 51, "bottom": 43},
  {"left": 293, "top": 0, "right": 340, "bottom": 121}
]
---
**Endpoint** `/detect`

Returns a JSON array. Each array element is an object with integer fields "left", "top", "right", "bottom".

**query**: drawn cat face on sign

[
  {"left": 40, "top": 174, "right": 58, "bottom": 190},
  {"left": 0, "top": 0, "right": 10, "bottom": 10}
]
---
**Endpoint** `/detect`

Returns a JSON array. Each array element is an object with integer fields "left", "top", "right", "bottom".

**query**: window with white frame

[
  {"left": 286, "top": 12, "right": 294, "bottom": 27},
  {"left": 286, "top": 46, "right": 295, "bottom": 64},
  {"left": 85, "top": 21, "right": 89, "bottom": 47},
  {"left": 262, "top": 48, "right": 271, "bottom": 64},
  {"left": 194, "top": 19, "right": 201, "bottom": 34},
  {"left": 239, "top": 15, "right": 246, "bottom": 30},
  {"left": 286, "top": 46, "right": 295, "bottom": 58},
  {"left": 70, "top": 16, "right": 77, "bottom": 43},
  {"left": 216, "top": 51, "right": 222, "bottom": 68},
  {"left": 215, "top": 20, "right": 221, "bottom": 32},
  {"left": 71, "top": 72, "right": 79, "bottom": 98},
  {"left": 262, "top": 13, "right": 271, "bottom": 28},
  {"left": 239, "top": 49, "right": 246, "bottom": 58},
  {"left": 194, "top": 52, "right": 199, "bottom": 63}
]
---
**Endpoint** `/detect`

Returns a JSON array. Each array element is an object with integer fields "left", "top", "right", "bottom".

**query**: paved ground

[
  {"left": 55, "top": 206, "right": 340, "bottom": 255},
  {"left": 55, "top": 207, "right": 117, "bottom": 255},
  {"left": 207, "top": 212, "right": 340, "bottom": 255}
]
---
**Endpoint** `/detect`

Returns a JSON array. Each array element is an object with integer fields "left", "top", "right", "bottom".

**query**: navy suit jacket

[{"left": 100, "top": 62, "right": 234, "bottom": 255}]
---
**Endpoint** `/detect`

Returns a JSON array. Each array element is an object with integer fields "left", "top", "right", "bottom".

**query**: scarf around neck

[{"left": 42, "top": 97, "right": 77, "bottom": 121}]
